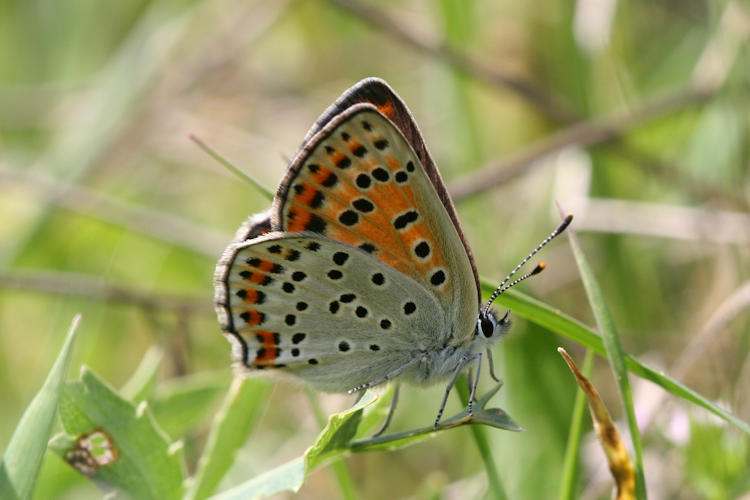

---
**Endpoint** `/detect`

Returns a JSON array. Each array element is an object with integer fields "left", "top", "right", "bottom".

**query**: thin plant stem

[
  {"left": 564, "top": 211, "right": 648, "bottom": 499},
  {"left": 189, "top": 134, "right": 274, "bottom": 202},
  {"left": 455, "top": 377, "right": 507, "bottom": 500}
]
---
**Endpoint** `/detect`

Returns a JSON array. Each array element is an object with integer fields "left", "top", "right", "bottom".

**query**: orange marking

[
  {"left": 253, "top": 330, "right": 279, "bottom": 364},
  {"left": 327, "top": 226, "right": 360, "bottom": 247},
  {"left": 286, "top": 208, "right": 312, "bottom": 232},
  {"left": 350, "top": 221, "right": 390, "bottom": 243},
  {"left": 384, "top": 154, "right": 401, "bottom": 171},
  {"left": 241, "top": 289, "right": 263, "bottom": 304},
  {"left": 255, "top": 330, "right": 276, "bottom": 345},
  {"left": 247, "top": 272, "right": 270, "bottom": 285},
  {"left": 376, "top": 101, "right": 395, "bottom": 118},
  {"left": 401, "top": 223, "right": 431, "bottom": 247},
  {"left": 254, "top": 349, "right": 277, "bottom": 364},
  {"left": 254, "top": 259, "right": 277, "bottom": 273},
  {"left": 400, "top": 184, "right": 418, "bottom": 207},
  {"left": 373, "top": 182, "right": 410, "bottom": 214},
  {"left": 243, "top": 310, "right": 265, "bottom": 326},
  {"left": 293, "top": 182, "right": 320, "bottom": 208},
  {"left": 308, "top": 165, "right": 336, "bottom": 186}
]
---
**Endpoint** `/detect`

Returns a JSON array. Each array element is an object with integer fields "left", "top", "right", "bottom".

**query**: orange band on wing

[
  {"left": 384, "top": 154, "right": 401, "bottom": 171},
  {"left": 240, "top": 289, "right": 265, "bottom": 304},
  {"left": 376, "top": 101, "right": 395, "bottom": 119},
  {"left": 293, "top": 182, "right": 323, "bottom": 208},
  {"left": 253, "top": 330, "right": 279, "bottom": 364},
  {"left": 243, "top": 271, "right": 272, "bottom": 285},
  {"left": 253, "top": 259, "right": 280, "bottom": 273},
  {"left": 241, "top": 310, "right": 265, "bottom": 326},
  {"left": 308, "top": 165, "right": 337, "bottom": 187}
]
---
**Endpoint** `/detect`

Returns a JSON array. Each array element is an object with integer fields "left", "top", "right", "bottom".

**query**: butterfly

[{"left": 214, "top": 78, "right": 572, "bottom": 431}]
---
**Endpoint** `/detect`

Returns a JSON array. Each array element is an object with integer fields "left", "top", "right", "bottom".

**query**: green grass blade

[
  {"left": 209, "top": 390, "right": 379, "bottom": 499},
  {"left": 50, "top": 367, "right": 185, "bottom": 500},
  {"left": 0, "top": 314, "right": 81, "bottom": 500},
  {"left": 207, "top": 382, "right": 518, "bottom": 498},
  {"left": 558, "top": 348, "right": 594, "bottom": 500},
  {"left": 488, "top": 285, "right": 750, "bottom": 435},
  {"left": 150, "top": 371, "right": 229, "bottom": 440},
  {"left": 2, "top": 2, "right": 190, "bottom": 268},
  {"left": 120, "top": 345, "right": 163, "bottom": 402},
  {"left": 566, "top": 227, "right": 646, "bottom": 498},
  {"left": 208, "top": 457, "right": 306, "bottom": 500},
  {"left": 305, "top": 388, "right": 358, "bottom": 500},
  {"left": 186, "top": 376, "right": 271, "bottom": 500}
]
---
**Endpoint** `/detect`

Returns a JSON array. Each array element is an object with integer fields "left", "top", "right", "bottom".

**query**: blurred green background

[{"left": 1, "top": 0, "right": 749, "bottom": 498}]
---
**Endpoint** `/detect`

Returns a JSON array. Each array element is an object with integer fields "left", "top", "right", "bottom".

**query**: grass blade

[
  {"left": 0, "top": 314, "right": 81, "bottom": 500},
  {"left": 210, "top": 390, "right": 380, "bottom": 499},
  {"left": 488, "top": 284, "right": 750, "bottom": 435},
  {"left": 186, "top": 376, "right": 271, "bottom": 500},
  {"left": 565, "top": 222, "right": 646, "bottom": 497},
  {"left": 120, "top": 346, "right": 163, "bottom": 402},
  {"left": 306, "top": 388, "right": 358, "bottom": 500}
]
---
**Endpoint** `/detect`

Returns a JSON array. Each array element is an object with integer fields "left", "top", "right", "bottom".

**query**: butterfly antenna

[{"left": 483, "top": 214, "right": 573, "bottom": 314}]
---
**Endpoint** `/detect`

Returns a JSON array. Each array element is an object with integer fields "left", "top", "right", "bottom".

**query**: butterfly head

[
  {"left": 475, "top": 308, "right": 511, "bottom": 345},
  {"left": 475, "top": 214, "right": 574, "bottom": 346}
]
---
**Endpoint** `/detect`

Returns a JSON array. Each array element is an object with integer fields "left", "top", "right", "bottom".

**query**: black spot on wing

[{"left": 394, "top": 210, "right": 419, "bottom": 230}]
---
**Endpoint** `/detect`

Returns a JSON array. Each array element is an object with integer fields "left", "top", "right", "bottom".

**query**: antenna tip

[
  {"left": 531, "top": 262, "right": 546, "bottom": 275},
  {"left": 560, "top": 214, "right": 573, "bottom": 231}
]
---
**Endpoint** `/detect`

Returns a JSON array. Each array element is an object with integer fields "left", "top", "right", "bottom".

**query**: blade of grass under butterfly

[
  {"left": 564, "top": 225, "right": 645, "bottom": 498},
  {"left": 558, "top": 348, "right": 594, "bottom": 500},
  {"left": 0, "top": 314, "right": 80, "bottom": 500},
  {"left": 209, "top": 390, "right": 379, "bottom": 499},
  {"left": 189, "top": 134, "right": 274, "bottom": 202},
  {"left": 486, "top": 284, "right": 750, "bottom": 435}
]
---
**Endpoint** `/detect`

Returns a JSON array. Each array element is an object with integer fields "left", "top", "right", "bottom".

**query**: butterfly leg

[
  {"left": 467, "top": 352, "right": 482, "bottom": 415},
  {"left": 466, "top": 366, "right": 475, "bottom": 402},
  {"left": 433, "top": 352, "right": 482, "bottom": 429},
  {"left": 348, "top": 352, "right": 427, "bottom": 394},
  {"left": 372, "top": 383, "right": 400, "bottom": 437},
  {"left": 486, "top": 348, "right": 501, "bottom": 382}
]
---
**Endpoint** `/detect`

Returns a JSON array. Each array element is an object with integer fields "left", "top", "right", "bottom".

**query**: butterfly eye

[{"left": 479, "top": 316, "right": 495, "bottom": 338}]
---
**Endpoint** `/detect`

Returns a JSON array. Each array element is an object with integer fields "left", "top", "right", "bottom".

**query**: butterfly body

[{"left": 215, "top": 78, "right": 523, "bottom": 426}]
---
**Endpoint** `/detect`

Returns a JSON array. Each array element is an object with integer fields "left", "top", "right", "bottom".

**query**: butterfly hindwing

[
  {"left": 214, "top": 232, "right": 446, "bottom": 392},
  {"left": 274, "top": 104, "right": 478, "bottom": 343}
]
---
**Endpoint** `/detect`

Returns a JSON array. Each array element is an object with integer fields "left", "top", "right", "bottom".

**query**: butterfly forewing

[
  {"left": 297, "top": 78, "right": 481, "bottom": 299},
  {"left": 215, "top": 232, "right": 446, "bottom": 392},
  {"left": 274, "top": 105, "right": 478, "bottom": 343}
]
